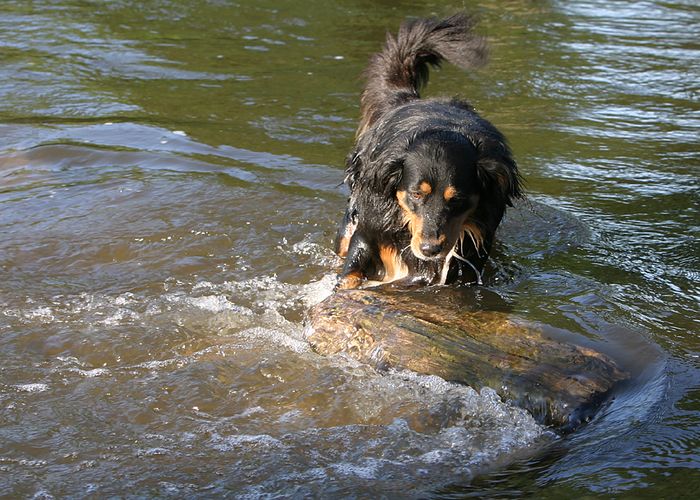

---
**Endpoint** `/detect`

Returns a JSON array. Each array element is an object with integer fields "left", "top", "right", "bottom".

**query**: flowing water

[{"left": 1, "top": 0, "right": 698, "bottom": 497}]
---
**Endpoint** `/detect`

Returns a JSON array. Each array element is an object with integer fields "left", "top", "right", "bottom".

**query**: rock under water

[{"left": 306, "top": 287, "right": 628, "bottom": 432}]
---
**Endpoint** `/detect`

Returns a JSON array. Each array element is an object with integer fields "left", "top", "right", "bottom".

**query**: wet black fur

[{"left": 335, "top": 13, "right": 522, "bottom": 287}]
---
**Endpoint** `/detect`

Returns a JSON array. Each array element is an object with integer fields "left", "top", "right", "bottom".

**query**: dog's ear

[
  {"left": 476, "top": 149, "right": 522, "bottom": 207},
  {"left": 371, "top": 158, "right": 404, "bottom": 197}
]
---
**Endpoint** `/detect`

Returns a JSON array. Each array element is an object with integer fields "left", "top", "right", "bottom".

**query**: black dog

[{"left": 335, "top": 13, "right": 522, "bottom": 289}]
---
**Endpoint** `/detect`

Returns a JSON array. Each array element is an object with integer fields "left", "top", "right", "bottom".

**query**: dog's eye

[{"left": 410, "top": 191, "right": 424, "bottom": 200}]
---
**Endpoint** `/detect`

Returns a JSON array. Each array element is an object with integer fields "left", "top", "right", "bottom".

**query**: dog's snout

[{"left": 419, "top": 240, "right": 443, "bottom": 257}]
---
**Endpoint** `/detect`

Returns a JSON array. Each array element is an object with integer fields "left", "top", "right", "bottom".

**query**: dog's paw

[{"left": 336, "top": 272, "right": 363, "bottom": 290}]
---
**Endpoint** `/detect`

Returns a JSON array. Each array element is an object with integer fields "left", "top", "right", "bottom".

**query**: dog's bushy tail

[{"left": 357, "top": 13, "right": 488, "bottom": 137}]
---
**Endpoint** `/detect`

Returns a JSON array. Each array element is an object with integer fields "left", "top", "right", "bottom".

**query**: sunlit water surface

[{"left": 1, "top": 0, "right": 698, "bottom": 497}]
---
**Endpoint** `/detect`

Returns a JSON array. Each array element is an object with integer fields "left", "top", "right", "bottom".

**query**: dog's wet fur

[{"left": 335, "top": 13, "right": 522, "bottom": 289}]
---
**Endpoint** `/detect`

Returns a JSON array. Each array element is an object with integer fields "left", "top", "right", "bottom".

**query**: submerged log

[{"left": 306, "top": 287, "right": 628, "bottom": 432}]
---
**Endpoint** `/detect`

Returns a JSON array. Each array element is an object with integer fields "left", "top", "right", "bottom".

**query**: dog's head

[{"left": 392, "top": 130, "right": 520, "bottom": 261}]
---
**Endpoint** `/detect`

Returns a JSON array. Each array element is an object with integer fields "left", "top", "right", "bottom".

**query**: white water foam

[
  {"left": 3, "top": 266, "right": 549, "bottom": 492},
  {"left": 13, "top": 383, "right": 49, "bottom": 393}
]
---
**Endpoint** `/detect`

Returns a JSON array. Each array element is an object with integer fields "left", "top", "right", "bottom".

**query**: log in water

[{"left": 306, "top": 287, "right": 628, "bottom": 432}]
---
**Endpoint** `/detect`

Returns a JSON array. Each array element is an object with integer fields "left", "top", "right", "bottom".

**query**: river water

[{"left": 1, "top": 0, "right": 698, "bottom": 497}]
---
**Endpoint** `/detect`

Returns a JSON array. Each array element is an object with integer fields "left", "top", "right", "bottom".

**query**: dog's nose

[{"left": 420, "top": 241, "right": 443, "bottom": 257}]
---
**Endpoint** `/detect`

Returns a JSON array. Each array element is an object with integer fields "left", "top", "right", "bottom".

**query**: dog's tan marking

[
  {"left": 379, "top": 245, "right": 409, "bottom": 282},
  {"left": 419, "top": 181, "right": 432, "bottom": 196},
  {"left": 336, "top": 236, "right": 350, "bottom": 257},
  {"left": 337, "top": 271, "right": 363, "bottom": 289},
  {"left": 396, "top": 191, "right": 422, "bottom": 234},
  {"left": 336, "top": 220, "right": 357, "bottom": 258},
  {"left": 443, "top": 185, "right": 457, "bottom": 201},
  {"left": 396, "top": 190, "right": 425, "bottom": 258}
]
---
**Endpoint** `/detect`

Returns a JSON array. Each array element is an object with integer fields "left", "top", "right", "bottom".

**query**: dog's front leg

[
  {"left": 333, "top": 205, "right": 358, "bottom": 257},
  {"left": 337, "top": 231, "right": 377, "bottom": 289}
]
